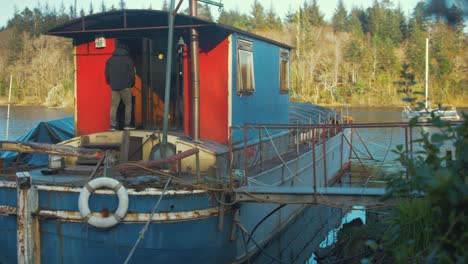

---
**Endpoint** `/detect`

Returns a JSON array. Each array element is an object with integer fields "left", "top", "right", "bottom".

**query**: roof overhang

[{"left": 47, "top": 10, "right": 293, "bottom": 49}]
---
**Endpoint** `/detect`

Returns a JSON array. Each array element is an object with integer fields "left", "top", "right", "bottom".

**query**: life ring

[{"left": 78, "top": 177, "right": 129, "bottom": 228}]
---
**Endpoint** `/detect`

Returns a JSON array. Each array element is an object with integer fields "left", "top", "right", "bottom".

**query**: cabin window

[
  {"left": 279, "top": 49, "right": 290, "bottom": 93},
  {"left": 237, "top": 39, "right": 255, "bottom": 95}
]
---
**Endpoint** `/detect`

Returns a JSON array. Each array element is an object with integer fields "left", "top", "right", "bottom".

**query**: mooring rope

[{"left": 124, "top": 176, "right": 173, "bottom": 264}]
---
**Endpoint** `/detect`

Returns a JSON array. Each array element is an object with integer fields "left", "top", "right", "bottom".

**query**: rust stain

[
  {"left": 0, "top": 206, "right": 16, "bottom": 214},
  {"left": 31, "top": 208, "right": 220, "bottom": 223},
  {"left": 100, "top": 207, "right": 110, "bottom": 218}
]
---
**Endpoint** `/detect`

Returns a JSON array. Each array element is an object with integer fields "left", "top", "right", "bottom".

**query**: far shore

[{"left": 1, "top": 100, "right": 467, "bottom": 109}]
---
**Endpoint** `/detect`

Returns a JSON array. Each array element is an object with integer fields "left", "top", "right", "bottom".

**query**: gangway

[{"left": 235, "top": 186, "right": 391, "bottom": 207}]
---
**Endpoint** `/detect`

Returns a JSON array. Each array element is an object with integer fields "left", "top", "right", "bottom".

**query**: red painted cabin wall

[
  {"left": 75, "top": 39, "right": 115, "bottom": 135},
  {"left": 184, "top": 38, "right": 229, "bottom": 144}
]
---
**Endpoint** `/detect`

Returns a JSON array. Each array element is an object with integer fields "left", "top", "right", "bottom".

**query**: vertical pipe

[
  {"left": 243, "top": 126, "right": 248, "bottom": 182},
  {"left": 259, "top": 129, "right": 263, "bottom": 171},
  {"left": 16, "top": 172, "right": 40, "bottom": 264},
  {"left": 162, "top": 0, "right": 176, "bottom": 144},
  {"left": 296, "top": 120, "right": 299, "bottom": 156},
  {"left": 142, "top": 40, "right": 148, "bottom": 128},
  {"left": 149, "top": 39, "right": 155, "bottom": 129},
  {"left": 322, "top": 124, "right": 327, "bottom": 186},
  {"left": 340, "top": 130, "right": 344, "bottom": 167},
  {"left": 6, "top": 75, "right": 12, "bottom": 119},
  {"left": 177, "top": 150, "right": 182, "bottom": 176},
  {"left": 404, "top": 126, "right": 409, "bottom": 179},
  {"left": 229, "top": 127, "right": 233, "bottom": 188},
  {"left": 425, "top": 38, "right": 429, "bottom": 109},
  {"left": 312, "top": 128, "right": 316, "bottom": 192},
  {"left": 196, "top": 152, "right": 200, "bottom": 181},
  {"left": 123, "top": 10, "right": 127, "bottom": 28},
  {"left": 409, "top": 126, "right": 413, "bottom": 158},
  {"left": 6, "top": 75, "right": 13, "bottom": 140},
  {"left": 318, "top": 114, "right": 322, "bottom": 144},
  {"left": 190, "top": 0, "right": 200, "bottom": 141}
]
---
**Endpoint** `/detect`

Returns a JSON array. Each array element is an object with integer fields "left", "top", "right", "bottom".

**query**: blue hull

[
  {"left": 0, "top": 128, "right": 351, "bottom": 263},
  {"left": 1, "top": 207, "right": 236, "bottom": 264}
]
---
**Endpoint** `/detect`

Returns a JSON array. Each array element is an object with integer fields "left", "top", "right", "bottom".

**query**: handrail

[{"left": 118, "top": 148, "right": 199, "bottom": 175}]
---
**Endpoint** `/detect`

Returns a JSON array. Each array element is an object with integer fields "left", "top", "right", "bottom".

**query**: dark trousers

[{"left": 110, "top": 88, "right": 132, "bottom": 126}]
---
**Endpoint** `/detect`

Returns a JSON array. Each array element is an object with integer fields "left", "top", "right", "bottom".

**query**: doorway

[{"left": 116, "top": 37, "right": 184, "bottom": 131}]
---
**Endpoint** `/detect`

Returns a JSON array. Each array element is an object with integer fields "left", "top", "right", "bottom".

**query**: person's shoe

[
  {"left": 124, "top": 125, "right": 135, "bottom": 130},
  {"left": 109, "top": 125, "right": 118, "bottom": 131}
]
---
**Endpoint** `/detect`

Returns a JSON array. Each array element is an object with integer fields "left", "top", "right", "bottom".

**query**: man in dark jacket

[{"left": 105, "top": 44, "right": 135, "bottom": 130}]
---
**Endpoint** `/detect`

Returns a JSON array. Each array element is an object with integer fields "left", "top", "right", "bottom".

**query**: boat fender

[{"left": 78, "top": 177, "right": 129, "bottom": 228}]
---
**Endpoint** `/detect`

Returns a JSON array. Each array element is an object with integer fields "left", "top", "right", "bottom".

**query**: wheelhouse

[{"left": 47, "top": 10, "right": 292, "bottom": 144}]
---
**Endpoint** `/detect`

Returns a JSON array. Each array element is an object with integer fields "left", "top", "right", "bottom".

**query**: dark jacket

[{"left": 105, "top": 48, "right": 135, "bottom": 91}]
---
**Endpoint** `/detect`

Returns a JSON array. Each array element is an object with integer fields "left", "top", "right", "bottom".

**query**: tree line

[{"left": 0, "top": 0, "right": 466, "bottom": 107}]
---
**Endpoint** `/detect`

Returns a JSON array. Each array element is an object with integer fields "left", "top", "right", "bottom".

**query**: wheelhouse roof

[{"left": 47, "top": 9, "right": 293, "bottom": 49}]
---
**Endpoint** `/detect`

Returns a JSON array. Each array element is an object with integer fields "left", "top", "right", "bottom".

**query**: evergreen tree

[
  {"left": 162, "top": 0, "right": 168, "bottom": 11},
  {"left": 348, "top": 8, "right": 364, "bottom": 36},
  {"left": 284, "top": 5, "right": 296, "bottom": 24},
  {"left": 199, "top": 4, "right": 213, "bottom": 21},
  {"left": 89, "top": 2, "right": 94, "bottom": 15},
  {"left": 119, "top": 0, "right": 126, "bottom": 10},
  {"left": 395, "top": 63, "right": 417, "bottom": 95},
  {"left": 58, "top": 1, "right": 69, "bottom": 23},
  {"left": 406, "top": 20, "right": 426, "bottom": 81},
  {"left": 218, "top": 9, "right": 249, "bottom": 29},
  {"left": 249, "top": 0, "right": 266, "bottom": 30},
  {"left": 425, "top": 0, "right": 448, "bottom": 22},
  {"left": 100, "top": 0, "right": 106, "bottom": 12},
  {"left": 80, "top": 8, "right": 85, "bottom": 17},
  {"left": 395, "top": 4, "right": 408, "bottom": 40},
  {"left": 332, "top": 0, "right": 348, "bottom": 32},
  {"left": 304, "top": 0, "right": 325, "bottom": 27},
  {"left": 410, "top": 1, "right": 428, "bottom": 32},
  {"left": 69, "top": 5, "right": 75, "bottom": 19},
  {"left": 447, "top": 4, "right": 464, "bottom": 32},
  {"left": 265, "top": 5, "right": 282, "bottom": 30}
]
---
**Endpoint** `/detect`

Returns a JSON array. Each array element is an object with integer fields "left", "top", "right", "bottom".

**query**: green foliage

[
  {"left": 218, "top": 9, "right": 249, "bottom": 30},
  {"left": 384, "top": 113, "right": 468, "bottom": 262},
  {"left": 302, "top": 0, "right": 325, "bottom": 27},
  {"left": 198, "top": 4, "right": 213, "bottom": 21},
  {"left": 332, "top": 0, "right": 348, "bottom": 32},
  {"left": 249, "top": 0, "right": 267, "bottom": 30},
  {"left": 0, "top": 0, "right": 466, "bottom": 106},
  {"left": 385, "top": 198, "right": 434, "bottom": 262}
]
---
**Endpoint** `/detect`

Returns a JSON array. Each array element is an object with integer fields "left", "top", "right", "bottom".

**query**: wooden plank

[{"left": 0, "top": 141, "right": 103, "bottom": 159}]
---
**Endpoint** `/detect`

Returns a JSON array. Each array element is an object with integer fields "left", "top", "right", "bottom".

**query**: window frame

[
  {"left": 236, "top": 38, "right": 255, "bottom": 95},
  {"left": 279, "top": 48, "right": 290, "bottom": 94}
]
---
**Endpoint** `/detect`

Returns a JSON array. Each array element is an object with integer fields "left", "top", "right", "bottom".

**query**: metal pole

[
  {"left": 190, "top": 0, "right": 201, "bottom": 141},
  {"left": 259, "top": 129, "right": 263, "bottom": 171},
  {"left": 425, "top": 38, "right": 429, "bottom": 109},
  {"left": 229, "top": 127, "right": 233, "bottom": 188},
  {"left": 162, "top": 0, "right": 176, "bottom": 145},
  {"left": 322, "top": 124, "right": 327, "bottom": 186},
  {"left": 16, "top": 172, "right": 40, "bottom": 264},
  {"left": 405, "top": 126, "right": 409, "bottom": 179},
  {"left": 312, "top": 128, "right": 316, "bottom": 193},
  {"left": 6, "top": 75, "right": 13, "bottom": 140},
  {"left": 243, "top": 126, "right": 248, "bottom": 182}
]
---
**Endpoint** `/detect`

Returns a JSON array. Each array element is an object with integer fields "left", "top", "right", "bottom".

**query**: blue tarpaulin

[{"left": 0, "top": 117, "right": 74, "bottom": 166}]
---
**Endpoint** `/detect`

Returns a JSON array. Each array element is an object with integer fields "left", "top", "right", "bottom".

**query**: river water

[{"left": 0, "top": 106, "right": 73, "bottom": 140}]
